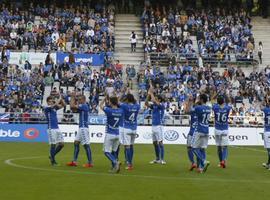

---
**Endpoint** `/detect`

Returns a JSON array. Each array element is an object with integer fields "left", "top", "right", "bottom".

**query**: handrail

[{"left": 0, "top": 112, "right": 264, "bottom": 127}]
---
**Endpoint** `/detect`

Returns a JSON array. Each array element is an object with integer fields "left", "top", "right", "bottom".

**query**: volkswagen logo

[{"left": 164, "top": 130, "right": 179, "bottom": 141}]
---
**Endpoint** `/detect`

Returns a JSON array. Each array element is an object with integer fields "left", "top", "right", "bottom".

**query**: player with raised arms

[
  {"left": 184, "top": 94, "right": 198, "bottom": 171},
  {"left": 145, "top": 84, "right": 166, "bottom": 165},
  {"left": 192, "top": 93, "right": 211, "bottom": 173},
  {"left": 120, "top": 93, "right": 140, "bottom": 170},
  {"left": 261, "top": 97, "right": 270, "bottom": 170},
  {"left": 212, "top": 95, "right": 231, "bottom": 168},
  {"left": 44, "top": 96, "right": 66, "bottom": 166},
  {"left": 100, "top": 96, "right": 123, "bottom": 173},
  {"left": 66, "top": 93, "right": 93, "bottom": 168}
]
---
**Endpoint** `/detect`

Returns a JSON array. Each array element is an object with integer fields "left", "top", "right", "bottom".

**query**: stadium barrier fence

[
  {"left": 0, "top": 123, "right": 265, "bottom": 146},
  {"left": 0, "top": 112, "right": 264, "bottom": 127}
]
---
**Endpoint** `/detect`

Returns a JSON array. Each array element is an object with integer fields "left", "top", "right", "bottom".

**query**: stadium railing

[
  {"left": 146, "top": 52, "right": 259, "bottom": 67},
  {"left": 0, "top": 112, "right": 264, "bottom": 128}
]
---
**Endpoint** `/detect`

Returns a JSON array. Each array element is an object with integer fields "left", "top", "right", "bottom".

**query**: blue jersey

[
  {"left": 188, "top": 107, "right": 197, "bottom": 136},
  {"left": 120, "top": 103, "right": 140, "bottom": 130},
  {"left": 262, "top": 107, "right": 270, "bottom": 132},
  {"left": 151, "top": 103, "right": 165, "bottom": 126},
  {"left": 103, "top": 106, "right": 123, "bottom": 135},
  {"left": 194, "top": 105, "right": 211, "bottom": 134},
  {"left": 212, "top": 104, "right": 231, "bottom": 131},
  {"left": 44, "top": 106, "right": 59, "bottom": 129},
  {"left": 78, "top": 104, "right": 89, "bottom": 128}
]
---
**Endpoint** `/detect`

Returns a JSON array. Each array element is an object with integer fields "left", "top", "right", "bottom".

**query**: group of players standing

[{"left": 44, "top": 87, "right": 270, "bottom": 173}]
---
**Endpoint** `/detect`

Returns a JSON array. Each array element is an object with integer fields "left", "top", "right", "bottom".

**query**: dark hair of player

[
  {"left": 47, "top": 96, "right": 53, "bottom": 103},
  {"left": 199, "top": 94, "right": 208, "bottom": 104},
  {"left": 126, "top": 93, "right": 136, "bottom": 104},
  {"left": 217, "top": 95, "right": 225, "bottom": 105},
  {"left": 110, "top": 96, "right": 119, "bottom": 106},
  {"left": 157, "top": 95, "right": 163, "bottom": 103}
]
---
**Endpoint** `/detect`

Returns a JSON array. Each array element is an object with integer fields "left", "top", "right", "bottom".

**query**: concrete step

[
  {"left": 115, "top": 22, "right": 141, "bottom": 27},
  {"left": 114, "top": 56, "right": 143, "bottom": 62},
  {"left": 115, "top": 39, "right": 143, "bottom": 46},
  {"left": 114, "top": 52, "right": 144, "bottom": 57},
  {"left": 115, "top": 44, "right": 143, "bottom": 48},
  {"left": 115, "top": 33, "right": 143, "bottom": 38},
  {"left": 115, "top": 47, "right": 144, "bottom": 52},
  {"left": 115, "top": 26, "right": 142, "bottom": 31}
]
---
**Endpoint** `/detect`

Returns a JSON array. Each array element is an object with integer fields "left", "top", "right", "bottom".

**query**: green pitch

[{"left": 0, "top": 142, "right": 270, "bottom": 200}]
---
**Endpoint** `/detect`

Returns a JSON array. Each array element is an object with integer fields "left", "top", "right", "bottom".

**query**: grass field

[{"left": 0, "top": 142, "right": 270, "bottom": 200}]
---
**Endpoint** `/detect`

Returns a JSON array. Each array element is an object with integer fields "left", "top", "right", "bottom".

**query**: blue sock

[
  {"left": 112, "top": 145, "right": 120, "bottom": 161},
  {"left": 83, "top": 144, "right": 92, "bottom": 164},
  {"left": 125, "top": 147, "right": 132, "bottom": 164},
  {"left": 222, "top": 146, "right": 228, "bottom": 161},
  {"left": 104, "top": 152, "right": 116, "bottom": 167},
  {"left": 217, "top": 146, "right": 222, "bottom": 162},
  {"left": 50, "top": 145, "right": 56, "bottom": 162},
  {"left": 130, "top": 145, "right": 134, "bottom": 161},
  {"left": 54, "top": 144, "right": 63, "bottom": 156},
  {"left": 159, "top": 144, "right": 164, "bottom": 160},
  {"left": 115, "top": 145, "right": 120, "bottom": 160},
  {"left": 193, "top": 148, "right": 203, "bottom": 168},
  {"left": 187, "top": 148, "right": 195, "bottom": 164},
  {"left": 200, "top": 148, "right": 206, "bottom": 168},
  {"left": 73, "top": 143, "right": 80, "bottom": 162},
  {"left": 154, "top": 144, "right": 160, "bottom": 160},
  {"left": 267, "top": 149, "right": 270, "bottom": 164}
]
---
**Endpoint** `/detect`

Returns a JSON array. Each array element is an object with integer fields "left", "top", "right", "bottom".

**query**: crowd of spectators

[
  {"left": 137, "top": 60, "right": 270, "bottom": 125},
  {"left": 0, "top": 53, "right": 124, "bottom": 123},
  {"left": 0, "top": 2, "right": 115, "bottom": 53},
  {"left": 141, "top": 5, "right": 196, "bottom": 59},
  {"left": 141, "top": 4, "right": 256, "bottom": 64}
]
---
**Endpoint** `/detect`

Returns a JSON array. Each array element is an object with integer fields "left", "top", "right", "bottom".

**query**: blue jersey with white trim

[
  {"left": 194, "top": 105, "right": 211, "bottom": 134},
  {"left": 120, "top": 103, "right": 140, "bottom": 130},
  {"left": 188, "top": 107, "right": 197, "bottom": 136},
  {"left": 104, "top": 106, "right": 123, "bottom": 135},
  {"left": 212, "top": 104, "right": 231, "bottom": 131},
  {"left": 44, "top": 106, "right": 59, "bottom": 129},
  {"left": 262, "top": 107, "right": 270, "bottom": 132},
  {"left": 151, "top": 103, "right": 165, "bottom": 126},
  {"left": 78, "top": 104, "right": 89, "bottom": 128}
]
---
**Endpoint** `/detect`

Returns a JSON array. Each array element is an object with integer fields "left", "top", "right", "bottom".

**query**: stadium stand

[{"left": 0, "top": 0, "right": 268, "bottom": 127}]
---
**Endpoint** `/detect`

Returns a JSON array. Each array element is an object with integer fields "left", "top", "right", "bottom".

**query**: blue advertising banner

[
  {"left": 89, "top": 115, "right": 107, "bottom": 125},
  {"left": 56, "top": 52, "right": 105, "bottom": 66},
  {"left": 88, "top": 115, "right": 145, "bottom": 125},
  {"left": 0, "top": 124, "right": 48, "bottom": 142}
]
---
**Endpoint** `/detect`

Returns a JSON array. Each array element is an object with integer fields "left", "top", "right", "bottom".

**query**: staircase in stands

[
  {"left": 114, "top": 14, "right": 144, "bottom": 96},
  {"left": 252, "top": 16, "right": 270, "bottom": 68}
]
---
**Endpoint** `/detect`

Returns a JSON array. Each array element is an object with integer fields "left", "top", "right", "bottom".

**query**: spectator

[{"left": 129, "top": 31, "right": 137, "bottom": 52}]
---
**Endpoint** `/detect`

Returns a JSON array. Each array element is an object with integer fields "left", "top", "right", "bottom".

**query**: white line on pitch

[
  {"left": 4, "top": 156, "right": 270, "bottom": 184},
  {"left": 232, "top": 146, "right": 266, "bottom": 153}
]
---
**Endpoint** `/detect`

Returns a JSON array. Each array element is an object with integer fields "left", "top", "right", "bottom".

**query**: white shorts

[
  {"left": 119, "top": 127, "right": 124, "bottom": 144},
  {"left": 264, "top": 132, "right": 270, "bottom": 149},
  {"left": 103, "top": 133, "right": 120, "bottom": 153},
  {"left": 47, "top": 129, "right": 64, "bottom": 145},
  {"left": 75, "top": 128, "right": 90, "bottom": 145},
  {"left": 215, "top": 129, "right": 229, "bottom": 146},
  {"left": 192, "top": 132, "right": 209, "bottom": 149},
  {"left": 120, "top": 128, "right": 136, "bottom": 145},
  {"left": 187, "top": 134, "right": 193, "bottom": 147},
  {"left": 152, "top": 125, "right": 164, "bottom": 142}
]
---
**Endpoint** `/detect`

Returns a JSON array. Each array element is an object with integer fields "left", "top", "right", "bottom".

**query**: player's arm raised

[
  {"left": 56, "top": 98, "right": 66, "bottom": 109},
  {"left": 70, "top": 92, "right": 79, "bottom": 111},
  {"left": 99, "top": 96, "right": 106, "bottom": 111}
]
